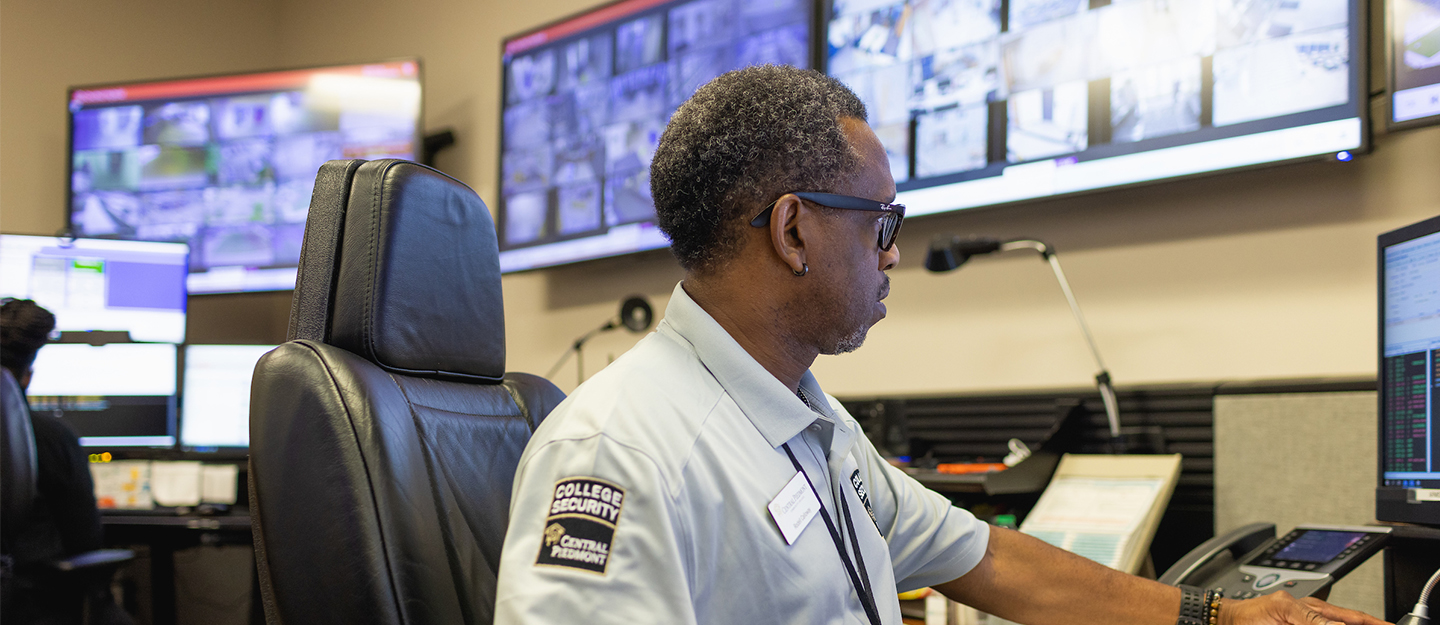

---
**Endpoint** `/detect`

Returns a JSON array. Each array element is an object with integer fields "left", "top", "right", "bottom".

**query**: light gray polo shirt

[{"left": 494, "top": 282, "right": 989, "bottom": 624}]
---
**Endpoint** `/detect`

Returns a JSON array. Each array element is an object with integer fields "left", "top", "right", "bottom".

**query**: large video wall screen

[
  {"left": 498, "top": 0, "right": 814, "bottom": 273},
  {"left": 827, "top": 0, "right": 1367, "bottom": 217},
  {"left": 67, "top": 61, "right": 422, "bottom": 293}
]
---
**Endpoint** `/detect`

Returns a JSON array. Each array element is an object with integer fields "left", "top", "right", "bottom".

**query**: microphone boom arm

[
  {"left": 544, "top": 320, "right": 615, "bottom": 383},
  {"left": 1000, "top": 239, "right": 1121, "bottom": 438}
]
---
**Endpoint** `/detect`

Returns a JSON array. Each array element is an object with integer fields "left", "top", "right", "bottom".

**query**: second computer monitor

[
  {"left": 1378, "top": 213, "right": 1440, "bottom": 525},
  {"left": 180, "top": 344, "right": 275, "bottom": 450}
]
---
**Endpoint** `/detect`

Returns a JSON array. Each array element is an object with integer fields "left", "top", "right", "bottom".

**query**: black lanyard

[{"left": 781, "top": 442, "right": 883, "bottom": 625}]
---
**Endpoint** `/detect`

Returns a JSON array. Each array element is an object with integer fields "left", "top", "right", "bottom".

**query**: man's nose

[{"left": 880, "top": 243, "right": 899, "bottom": 271}]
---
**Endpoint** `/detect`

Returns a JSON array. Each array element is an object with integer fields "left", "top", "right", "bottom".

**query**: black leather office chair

[
  {"left": 249, "top": 159, "right": 565, "bottom": 625},
  {"left": 2, "top": 369, "right": 38, "bottom": 576},
  {"left": 2, "top": 369, "right": 134, "bottom": 624}
]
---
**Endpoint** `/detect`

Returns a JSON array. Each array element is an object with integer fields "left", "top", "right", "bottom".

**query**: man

[{"left": 494, "top": 66, "right": 1386, "bottom": 625}]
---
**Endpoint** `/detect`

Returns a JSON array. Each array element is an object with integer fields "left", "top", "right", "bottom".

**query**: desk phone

[{"left": 1160, "top": 523, "right": 1391, "bottom": 599}]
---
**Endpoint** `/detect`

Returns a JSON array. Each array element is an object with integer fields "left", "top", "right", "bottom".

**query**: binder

[{"left": 1017, "top": 454, "right": 1183, "bottom": 575}]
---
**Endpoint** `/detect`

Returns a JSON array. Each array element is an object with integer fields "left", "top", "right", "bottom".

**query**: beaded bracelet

[{"left": 1205, "top": 589, "right": 1224, "bottom": 625}]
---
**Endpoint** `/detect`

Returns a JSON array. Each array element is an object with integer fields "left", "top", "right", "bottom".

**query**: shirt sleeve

[
  {"left": 494, "top": 433, "right": 697, "bottom": 625},
  {"left": 831, "top": 399, "right": 991, "bottom": 592}
]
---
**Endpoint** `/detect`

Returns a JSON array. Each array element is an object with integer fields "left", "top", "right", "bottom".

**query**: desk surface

[{"left": 102, "top": 511, "right": 251, "bottom": 530}]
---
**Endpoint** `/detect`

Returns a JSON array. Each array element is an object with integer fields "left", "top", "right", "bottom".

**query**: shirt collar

[{"left": 658, "top": 281, "right": 839, "bottom": 449}]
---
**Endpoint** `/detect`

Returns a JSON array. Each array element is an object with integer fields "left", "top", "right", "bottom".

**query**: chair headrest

[{"left": 327, "top": 160, "right": 506, "bottom": 383}]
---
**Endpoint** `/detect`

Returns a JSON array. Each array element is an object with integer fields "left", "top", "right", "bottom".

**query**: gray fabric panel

[{"left": 1214, "top": 391, "right": 1380, "bottom": 618}]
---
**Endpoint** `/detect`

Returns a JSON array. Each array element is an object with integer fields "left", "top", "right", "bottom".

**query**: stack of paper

[
  {"left": 89, "top": 460, "right": 241, "bottom": 509},
  {"left": 91, "top": 460, "right": 153, "bottom": 509}
]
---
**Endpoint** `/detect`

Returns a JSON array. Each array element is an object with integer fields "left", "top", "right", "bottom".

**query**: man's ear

[
  {"left": 19, "top": 367, "right": 32, "bottom": 392},
  {"left": 768, "top": 193, "right": 809, "bottom": 275}
]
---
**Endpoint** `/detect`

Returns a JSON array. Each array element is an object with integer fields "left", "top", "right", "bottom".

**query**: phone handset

[{"left": 1159, "top": 522, "right": 1276, "bottom": 586}]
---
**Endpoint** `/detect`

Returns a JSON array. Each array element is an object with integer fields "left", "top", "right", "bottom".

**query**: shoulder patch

[{"left": 535, "top": 477, "right": 626, "bottom": 574}]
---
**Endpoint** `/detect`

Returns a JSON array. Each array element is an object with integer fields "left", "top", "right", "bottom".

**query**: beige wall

[
  {"left": 0, "top": 0, "right": 284, "bottom": 235},
  {"left": 3, "top": 0, "right": 1440, "bottom": 396}
]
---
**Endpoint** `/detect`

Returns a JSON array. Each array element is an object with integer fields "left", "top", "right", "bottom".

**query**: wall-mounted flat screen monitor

[
  {"left": 180, "top": 344, "right": 274, "bottom": 450},
  {"left": 66, "top": 60, "right": 423, "bottom": 293},
  {"left": 1389, "top": 0, "right": 1440, "bottom": 128},
  {"left": 26, "top": 343, "right": 178, "bottom": 448},
  {"left": 497, "top": 0, "right": 816, "bottom": 272},
  {"left": 1377, "top": 213, "right": 1440, "bottom": 526},
  {"left": 826, "top": 0, "right": 1369, "bottom": 217},
  {"left": 0, "top": 234, "right": 188, "bottom": 344}
]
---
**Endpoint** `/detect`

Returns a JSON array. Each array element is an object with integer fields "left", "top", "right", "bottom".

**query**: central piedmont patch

[{"left": 535, "top": 477, "right": 625, "bottom": 574}]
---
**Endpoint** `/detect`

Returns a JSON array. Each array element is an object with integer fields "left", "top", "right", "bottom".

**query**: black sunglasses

[{"left": 750, "top": 192, "right": 905, "bottom": 251}]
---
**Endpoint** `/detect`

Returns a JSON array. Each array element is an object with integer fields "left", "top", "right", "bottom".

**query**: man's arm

[{"left": 933, "top": 526, "right": 1392, "bottom": 625}]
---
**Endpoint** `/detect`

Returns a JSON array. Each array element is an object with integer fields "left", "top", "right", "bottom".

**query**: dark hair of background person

[
  {"left": 1, "top": 298, "right": 57, "bottom": 382},
  {"left": 650, "top": 65, "right": 869, "bottom": 274}
]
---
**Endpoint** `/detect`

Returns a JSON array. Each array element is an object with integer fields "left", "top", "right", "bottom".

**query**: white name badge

[{"left": 768, "top": 471, "right": 821, "bottom": 545}]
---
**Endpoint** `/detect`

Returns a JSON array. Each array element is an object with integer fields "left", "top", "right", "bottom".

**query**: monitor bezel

[
  {"left": 63, "top": 57, "right": 426, "bottom": 294},
  {"left": 1376, "top": 212, "right": 1440, "bottom": 526},
  {"left": 495, "top": 0, "right": 823, "bottom": 273}
]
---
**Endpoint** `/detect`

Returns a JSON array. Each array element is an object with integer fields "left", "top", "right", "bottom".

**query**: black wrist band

[{"left": 1177, "top": 585, "right": 1209, "bottom": 625}]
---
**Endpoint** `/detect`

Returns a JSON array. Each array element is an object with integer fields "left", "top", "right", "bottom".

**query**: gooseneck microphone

[
  {"left": 547, "top": 296, "right": 655, "bottom": 385},
  {"left": 923, "top": 236, "right": 1003, "bottom": 272},
  {"left": 926, "top": 235, "right": 1122, "bottom": 440}
]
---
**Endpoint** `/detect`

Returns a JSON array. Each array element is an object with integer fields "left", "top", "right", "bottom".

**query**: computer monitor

[
  {"left": 0, "top": 234, "right": 188, "bottom": 344},
  {"left": 1377, "top": 213, "right": 1440, "bottom": 525},
  {"left": 180, "top": 344, "right": 274, "bottom": 450},
  {"left": 1387, "top": 0, "right": 1440, "bottom": 129},
  {"left": 495, "top": 0, "right": 817, "bottom": 272},
  {"left": 26, "top": 343, "right": 178, "bottom": 448},
  {"left": 826, "top": 0, "right": 1370, "bottom": 219},
  {"left": 65, "top": 60, "right": 423, "bottom": 293}
]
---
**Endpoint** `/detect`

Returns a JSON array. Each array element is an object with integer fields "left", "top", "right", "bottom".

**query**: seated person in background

[
  {"left": 2, "top": 298, "right": 125, "bottom": 625},
  {"left": 494, "top": 67, "right": 1386, "bottom": 625}
]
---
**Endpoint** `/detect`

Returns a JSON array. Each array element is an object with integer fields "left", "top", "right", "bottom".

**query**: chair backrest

[
  {"left": 249, "top": 160, "right": 565, "bottom": 625},
  {"left": 1, "top": 368, "right": 37, "bottom": 551}
]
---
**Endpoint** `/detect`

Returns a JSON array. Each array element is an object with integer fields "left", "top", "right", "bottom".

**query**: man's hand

[
  {"left": 1219, "top": 592, "right": 1392, "bottom": 625},
  {"left": 935, "top": 527, "right": 1394, "bottom": 625}
]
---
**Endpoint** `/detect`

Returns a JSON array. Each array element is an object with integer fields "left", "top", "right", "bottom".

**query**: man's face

[{"left": 802, "top": 117, "right": 900, "bottom": 355}]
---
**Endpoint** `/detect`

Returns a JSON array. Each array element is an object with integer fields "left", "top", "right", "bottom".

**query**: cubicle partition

[{"left": 839, "top": 378, "right": 1378, "bottom": 584}]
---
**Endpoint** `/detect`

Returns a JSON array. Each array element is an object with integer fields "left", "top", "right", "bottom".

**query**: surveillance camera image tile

[
  {"left": 827, "top": 0, "right": 1363, "bottom": 217},
  {"left": 1391, "top": 0, "right": 1440, "bottom": 124},
  {"left": 497, "top": 0, "right": 814, "bottom": 272},
  {"left": 68, "top": 61, "right": 422, "bottom": 293}
]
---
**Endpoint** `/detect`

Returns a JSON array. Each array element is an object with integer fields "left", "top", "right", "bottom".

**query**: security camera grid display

[
  {"left": 499, "top": 0, "right": 812, "bottom": 253},
  {"left": 68, "top": 61, "right": 422, "bottom": 293},
  {"left": 826, "top": 0, "right": 1360, "bottom": 191}
]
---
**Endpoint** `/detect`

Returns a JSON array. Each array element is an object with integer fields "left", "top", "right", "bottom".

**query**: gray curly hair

[{"left": 650, "top": 65, "right": 868, "bottom": 273}]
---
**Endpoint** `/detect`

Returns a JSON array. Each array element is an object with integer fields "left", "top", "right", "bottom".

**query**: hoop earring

[{"left": 793, "top": 263, "right": 808, "bottom": 277}]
